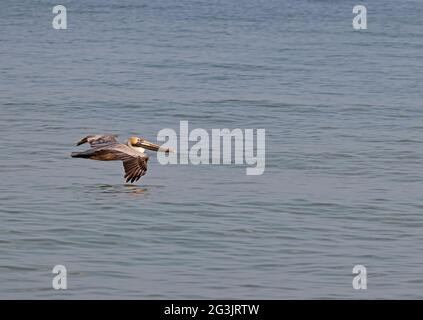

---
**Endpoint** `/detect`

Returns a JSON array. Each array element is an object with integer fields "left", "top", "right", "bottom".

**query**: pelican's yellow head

[{"left": 128, "top": 136, "right": 140, "bottom": 146}]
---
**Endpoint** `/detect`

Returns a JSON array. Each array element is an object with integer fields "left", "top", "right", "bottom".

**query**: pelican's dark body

[
  {"left": 71, "top": 135, "right": 155, "bottom": 183},
  {"left": 71, "top": 145, "right": 127, "bottom": 161}
]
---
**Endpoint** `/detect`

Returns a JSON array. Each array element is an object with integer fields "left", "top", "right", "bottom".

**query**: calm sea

[{"left": 1, "top": 0, "right": 423, "bottom": 298}]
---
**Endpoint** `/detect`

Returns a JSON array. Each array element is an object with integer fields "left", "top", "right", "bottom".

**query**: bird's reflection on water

[
  {"left": 93, "top": 184, "right": 148, "bottom": 195},
  {"left": 87, "top": 184, "right": 166, "bottom": 198},
  {"left": 123, "top": 184, "right": 148, "bottom": 196}
]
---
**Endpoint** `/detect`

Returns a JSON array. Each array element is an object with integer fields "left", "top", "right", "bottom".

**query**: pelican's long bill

[{"left": 136, "top": 139, "right": 174, "bottom": 153}]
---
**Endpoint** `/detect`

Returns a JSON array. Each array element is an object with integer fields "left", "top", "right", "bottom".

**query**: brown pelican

[{"left": 71, "top": 135, "right": 172, "bottom": 183}]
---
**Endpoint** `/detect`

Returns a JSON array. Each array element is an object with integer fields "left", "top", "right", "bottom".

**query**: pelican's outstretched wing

[
  {"left": 112, "top": 144, "right": 149, "bottom": 183},
  {"left": 122, "top": 155, "right": 149, "bottom": 183},
  {"left": 72, "top": 143, "right": 149, "bottom": 183},
  {"left": 76, "top": 134, "right": 118, "bottom": 147}
]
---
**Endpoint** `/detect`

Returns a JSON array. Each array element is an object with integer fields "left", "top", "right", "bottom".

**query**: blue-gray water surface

[{"left": 1, "top": 0, "right": 423, "bottom": 299}]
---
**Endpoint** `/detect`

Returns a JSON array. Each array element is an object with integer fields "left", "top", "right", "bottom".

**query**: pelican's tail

[{"left": 71, "top": 151, "right": 91, "bottom": 158}]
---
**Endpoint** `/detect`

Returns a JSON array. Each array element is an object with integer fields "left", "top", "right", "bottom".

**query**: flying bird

[{"left": 71, "top": 134, "right": 172, "bottom": 183}]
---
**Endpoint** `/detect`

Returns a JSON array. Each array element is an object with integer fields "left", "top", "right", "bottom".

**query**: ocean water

[{"left": 1, "top": 0, "right": 423, "bottom": 299}]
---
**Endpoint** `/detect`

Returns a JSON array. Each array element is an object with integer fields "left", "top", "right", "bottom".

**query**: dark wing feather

[
  {"left": 122, "top": 156, "right": 149, "bottom": 183},
  {"left": 76, "top": 134, "right": 118, "bottom": 147}
]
